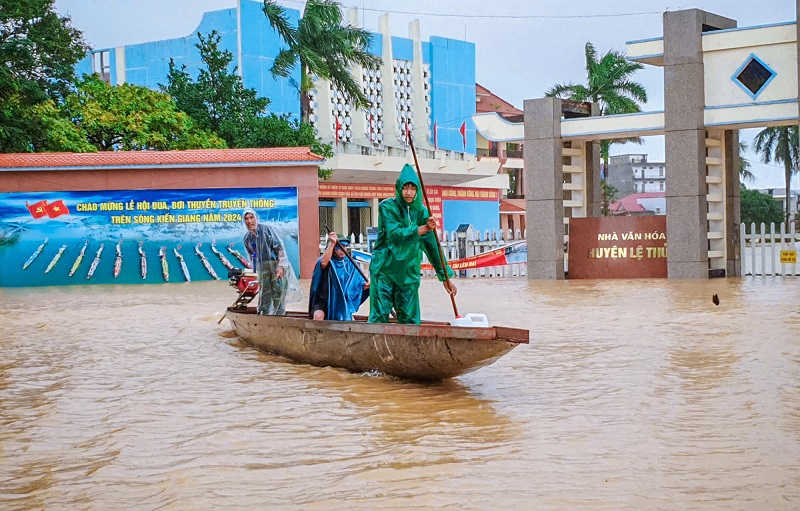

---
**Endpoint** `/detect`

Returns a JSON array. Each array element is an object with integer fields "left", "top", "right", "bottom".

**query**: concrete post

[
  {"left": 724, "top": 130, "right": 742, "bottom": 276},
  {"left": 663, "top": 10, "right": 735, "bottom": 279},
  {"left": 334, "top": 197, "right": 348, "bottom": 236},
  {"left": 524, "top": 98, "right": 565, "bottom": 279}
]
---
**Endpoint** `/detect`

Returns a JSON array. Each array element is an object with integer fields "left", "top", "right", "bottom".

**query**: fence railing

[
  {"left": 739, "top": 222, "right": 799, "bottom": 276},
  {"left": 320, "top": 228, "right": 527, "bottom": 279},
  {"left": 323, "top": 222, "right": 799, "bottom": 278}
]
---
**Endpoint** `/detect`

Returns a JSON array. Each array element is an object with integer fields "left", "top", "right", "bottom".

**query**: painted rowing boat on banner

[{"left": 224, "top": 308, "right": 528, "bottom": 380}]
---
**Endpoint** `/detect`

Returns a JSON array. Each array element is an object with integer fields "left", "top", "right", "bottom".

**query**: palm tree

[
  {"left": 753, "top": 126, "right": 800, "bottom": 223},
  {"left": 262, "top": 0, "right": 382, "bottom": 121},
  {"left": 739, "top": 139, "right": 755, "bottom": 185},
  {"left": 546, "top": 42, "right": 648, "bottom": 213}
]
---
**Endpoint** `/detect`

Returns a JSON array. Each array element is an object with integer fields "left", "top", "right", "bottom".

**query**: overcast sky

[{"left": 55, "top": 0, "right": 797, "bottom": 189}]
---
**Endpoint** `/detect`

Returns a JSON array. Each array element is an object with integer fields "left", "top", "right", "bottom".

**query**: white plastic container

[{"left": 450, "top": 313, "right": 489, "bottom": 328}]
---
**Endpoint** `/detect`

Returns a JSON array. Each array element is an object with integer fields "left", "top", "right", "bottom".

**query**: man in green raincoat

[{"left": 368, "top": 164, "right": 456, "bottom": 324}]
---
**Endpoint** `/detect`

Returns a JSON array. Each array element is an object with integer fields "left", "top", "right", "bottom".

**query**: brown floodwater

[{"left": 1, "top": 276, "right": 799, "bottom": 510}]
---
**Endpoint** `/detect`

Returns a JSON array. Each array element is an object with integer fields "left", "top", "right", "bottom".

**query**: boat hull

[{"left": 226, "top": 309, "right": 528, "bottom": 380}]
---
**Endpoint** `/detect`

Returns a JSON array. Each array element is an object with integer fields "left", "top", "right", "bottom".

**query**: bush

[{"left": 740, "top": 188, "right": 785, "bottom": 228}]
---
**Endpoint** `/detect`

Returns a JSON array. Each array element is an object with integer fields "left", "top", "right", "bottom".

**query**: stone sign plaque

[{"left": 568, "top": 216, "right": 668, "bottom": 279}]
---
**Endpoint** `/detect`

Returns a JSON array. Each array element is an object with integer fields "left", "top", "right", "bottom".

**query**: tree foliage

[
  {"left": 753, "top": 126, "right": 799, "bottom": 222},
  {"left": 740, "top": 188, "right": 785, "bottom": 228},
  {"left": 36, "top": 74, "right": 225, "bottom": 152},
  {"left": 0, "top": 0, "right": 88, "bottom": 152},
  {"left": 738, "top": 138, "right": 754, "bottom": 184},
  {"left": 163, "top": 31, "right": 333, "bottom": 177},
  {"left": 546, "top": 43, "right": 647, "bottom": 117},
  {"left": 546, "top": 42, "right": 647, "bottom": 209},
  {"left": 163, "top": 31, "right": 270, "bottom": 148},
  {"left": 601, "top": 180, "right": 619, "bottom": 217},
  {"left": 263, "top": 0, "right": 381, "bottom": 116}
]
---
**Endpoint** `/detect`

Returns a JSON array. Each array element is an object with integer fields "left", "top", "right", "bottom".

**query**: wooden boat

[{"left": 225, "top": 308, "right": 528, "bottom": 380}]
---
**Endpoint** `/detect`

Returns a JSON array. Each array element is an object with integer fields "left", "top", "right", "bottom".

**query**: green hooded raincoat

[{"left": 368, "top": 164, "right": 454, "bottom": 324}]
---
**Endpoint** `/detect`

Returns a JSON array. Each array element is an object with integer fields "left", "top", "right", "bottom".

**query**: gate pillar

[
  {"left": 524, "top": 98, "right": 565, "bottom": 279},
  {"left": 663, "top": 9, "right": 737, "bottom": 278}
]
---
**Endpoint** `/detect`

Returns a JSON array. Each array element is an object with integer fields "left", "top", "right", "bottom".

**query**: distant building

[
  {"left": 607, "top": 154, "right": 666, "bottom": 197},
  {"left": 473, "top": 84, "right": 525, "bottom": 201},
  {"left": 76, "top": 1, "right": 508, "bottom": 237}
]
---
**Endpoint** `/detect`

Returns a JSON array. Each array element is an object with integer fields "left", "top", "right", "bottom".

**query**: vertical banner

[
  {"left": 425, "top": 186, "right": 444, "bottom": 229},
  {"left": 0, "top": 187, "right": 298, "bottom": 287}
]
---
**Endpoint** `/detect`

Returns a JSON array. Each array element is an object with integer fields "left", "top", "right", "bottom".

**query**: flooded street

[{"left": 1, "top": 277, "right": 799, "bottom": 510}]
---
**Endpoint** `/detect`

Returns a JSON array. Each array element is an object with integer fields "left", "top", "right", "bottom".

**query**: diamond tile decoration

[{"left": 733, "top": 54, "right": 776, "bottom": 99}]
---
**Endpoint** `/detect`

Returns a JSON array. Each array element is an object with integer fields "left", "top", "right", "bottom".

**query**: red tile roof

[
  {"left": 476, "top": 83, "right": 523, "bottom": 118},
  {"left": 0, "top": 147, "right": 324, "bottom": 169},
  {"left": 610, "top": 192, "right": 665, "bottom": 213},
  {"left": 500, "top": 198, "right": 526, "bottom": 213}
]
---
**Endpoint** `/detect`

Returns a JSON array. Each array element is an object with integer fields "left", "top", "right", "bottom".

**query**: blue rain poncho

[{"left": 308, "top": 239, "right": 369, "bottom": 321}]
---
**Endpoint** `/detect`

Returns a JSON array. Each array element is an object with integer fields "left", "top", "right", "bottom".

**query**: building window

[
  {"left": 659, "top": 168, "right": 664, "bottom": 177},
  {"left": 318, "top": 201, "right": 335, "bottom": 238},
  {"left": 659, "top": 181, "right": 664, "bottom": 191},
  {"left": 92, "top": 50, "right": 111, "bottom": 83}
]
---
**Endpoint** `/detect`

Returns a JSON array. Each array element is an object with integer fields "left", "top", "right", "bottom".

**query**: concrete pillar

[
  {"left": 410, "top": 19, "right": 433, "bottom": 150},
  {"left": 724, "top": 129, "right": 741, "bottom": 276},
  {"left": 334, "top": 197, "right": 348, "bottom": 236},
  {"left": 584, "top": 103, "right": 602, "bottom": 217},
  {"left": 663, "top": 9, "right": 736, "bottom": 279},
  {"left": 524, "top": 98, "right": 565, "bottom": 280},
  {"left": 586, "top": 140, "right": 602, "bottom": 217},
  {"left": 369, "top": 198, "right": 380, "bottom": 227}
]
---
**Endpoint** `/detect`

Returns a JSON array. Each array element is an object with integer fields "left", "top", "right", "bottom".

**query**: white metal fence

[
  {"left": 320, "top": 229, "right": 528, "bottom": 279},
  {"left": 323, "top": 222, "right": 799, "bottom": 279},
  {"left": 739, "top": 222, "right": 799, "bottom": 276}
]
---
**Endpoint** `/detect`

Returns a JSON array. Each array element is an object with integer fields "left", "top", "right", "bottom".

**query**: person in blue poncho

[{"left": 309, "top": 232, "right": 370, "bottom": 321}]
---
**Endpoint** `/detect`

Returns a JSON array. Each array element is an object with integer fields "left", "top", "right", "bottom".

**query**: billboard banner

[
  {"left": 0, "top": 187, "right": 298, "bottom": 287},
  {"left": 420, "top": 240, "right": 526, "bottom": 270}
]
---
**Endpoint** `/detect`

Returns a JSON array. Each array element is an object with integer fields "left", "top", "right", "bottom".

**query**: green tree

[
  {"left": 753, "top": 126, "right": 799, "bottom": 223},
  {"left": 163, "top": 31, "right": 270, "bottom": 148},
  {"left": 36, "top": 74, "right": 225, "bottom": 152},
  {"left": 262, "top": 0, "right": 381, "bottom": 119},
  {"left": 0, "top": 0, "right": 88, "bottom": 152},
  {"left": 162, "top": 31, "right": 333, "bottom": 177},
  {"left": 601, "top": 180, "right": 619, "bottom": 217},
  {"left": 739, "top": 138, "right": 755, "bottom": 184},
  {"left": 740, "top": 188, "right": 785, "bottom": 228},
  {"left": 545, "top": 42, "right": 648, "bottom": 214}
]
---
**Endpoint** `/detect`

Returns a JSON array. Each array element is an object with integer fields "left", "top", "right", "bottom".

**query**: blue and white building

[{"left": 78, "top": 1, "right": 507, "bottom": 237}]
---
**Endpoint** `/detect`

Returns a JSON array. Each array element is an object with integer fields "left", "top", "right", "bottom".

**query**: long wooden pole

[{"left": 408, "top": 136, "right": 460, "bottom": 318}]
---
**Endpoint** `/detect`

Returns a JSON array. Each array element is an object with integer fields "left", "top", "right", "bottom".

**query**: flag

[
  {"left": 334, "top": 117, "right": 341, "bottom": 144},
  {"left": 433, "top": 120, "right": 437, "bottom": 149},
  {"left": 459, "top": 121, "right": 467, "bottom": 149},
  {"left": 45, "top": 199, "right": 70, "bottom": 218},
  {"left": 488, "top": 140, "right": 493, "bottom": 153},
  {"left": 26, "top": 200, "right": 48, "bottom": 219}
]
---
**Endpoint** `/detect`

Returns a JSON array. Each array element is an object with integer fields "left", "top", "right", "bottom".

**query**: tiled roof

[
  {"left": 0, "top": 147, "right": 325, "bottom": 169},
  {"left": 476, "top": 83, "right": 523, "bottom": 118},
  {"left": 499, "top": 198, "right": 526, "bottom": 213},
  {"left": 610, "top": 192, "right": 665, "bottom": 212}
]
